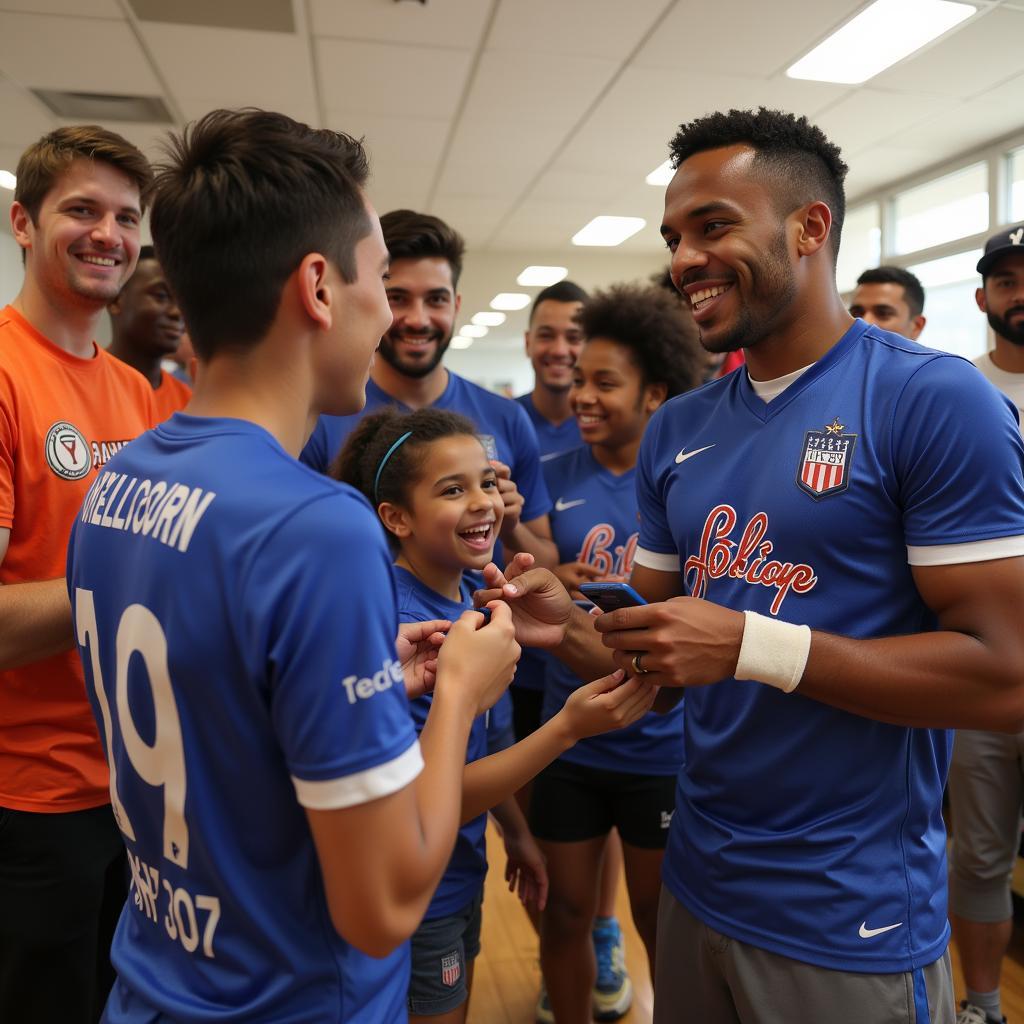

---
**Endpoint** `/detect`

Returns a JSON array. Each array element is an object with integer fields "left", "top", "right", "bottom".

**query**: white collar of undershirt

[{"left": 747, "top": 363, "right": 815, "bottom": 403}]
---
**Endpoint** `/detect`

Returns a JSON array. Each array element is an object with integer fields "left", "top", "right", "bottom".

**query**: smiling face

[
  {"left": 109, "top": 257, "right": 185, "bottom": 357},
  {"left": 14, "top": 158, "right": 142, "bottom": 311},
  {"left": 383, "top": 434, "right": 504, "bottom": 580},
  {"left": 571, "top": 338, "right": 663, "bottom": 452},
  {"left": 525, "top": 298, "right": 585, "bottom": 392},
  {"left": 378, "top": 256, "right": 459, "bottom": 379},
  {"left": 661, "top": 145, "right": 799, "bottom": 355}
]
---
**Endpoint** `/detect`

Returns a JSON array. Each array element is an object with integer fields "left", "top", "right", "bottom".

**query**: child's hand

[
  {"left": 395, "top": 619, "right": 449, "bottom": 700},
  {"left": 553, "top": 560, "right": 603, "bottom": 598},
  {"left": 560, "top": 670, "right": 656, "bottom": 740},
  {"left": 503, "top": 828, "right": 548, "bottom": 911},
  {"left": 473, "top": 558, "right": 574, "bottom": 649},
  {"left": 435, "top": 603, "right": 520, "bottom": 716}
]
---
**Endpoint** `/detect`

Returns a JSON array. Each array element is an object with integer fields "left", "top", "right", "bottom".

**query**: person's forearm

[
  {"left": 552, "top": 604, "right": 615, "bottom": 681},
  {"left": 0, "top": 578, "right": 73, "bottom": 670},
  {"left": 461, "top": 713, "right": 576, "bottom": 820},
  {"left": 501, "top": 523, "right": 558, "bottom": 568},
  {"left": 796, "top": 629, "right": 1024, "bottom": 731},
  {"left": 489, "top": 794, "right": 528, "bottom": 835}
]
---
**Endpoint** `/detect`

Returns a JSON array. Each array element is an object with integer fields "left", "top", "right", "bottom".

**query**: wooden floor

[{"left": 470, "top": 822, "right": 1024, "bottom": 1023}]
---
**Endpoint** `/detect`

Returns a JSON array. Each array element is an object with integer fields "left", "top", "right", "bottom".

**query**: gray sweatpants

[{"left": 653, "top": 887, "right": 954, "bottom": 1024}]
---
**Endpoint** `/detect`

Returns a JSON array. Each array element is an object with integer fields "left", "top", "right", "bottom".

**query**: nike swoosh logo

[
  {"left": 858, "top": 921, "right": 903, "bottom": 939},
  {"left": 675, "top": 444, "right": 716, "bottom": 464},
  {"left": 555, "top": 497, "right": 586, "bottom": 511}
]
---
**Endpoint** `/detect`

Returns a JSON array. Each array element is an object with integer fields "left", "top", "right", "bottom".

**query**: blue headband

[{"left": 373, "top": 431, "right": 413, "bottom": 502}]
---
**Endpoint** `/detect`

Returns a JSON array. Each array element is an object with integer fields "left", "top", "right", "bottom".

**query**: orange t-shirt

[
  {"left": 152, "top": 368, "right": 191, "bottom": 422},
  {"left": 0, "top": 304, "right": 157, "bottom": 813}
]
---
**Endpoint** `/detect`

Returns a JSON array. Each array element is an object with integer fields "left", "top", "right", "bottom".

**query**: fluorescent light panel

[
  {"left": 491, "top": 292, "right": 532, "bottom": 310},
  {"left": 572, "top": 216, "right": 646, "bottom": 247},
  {"left": 646, "top": 160, "right": 674, "bottom": 186},
  {"left": 786, "top": 0, "right": 975, "bottom": 85},
  {"left": 471, "top": 312, "right": 506, "bottom": 327},
  {"left": 516, "top": 266, "right": 567, "bottom": 287},
  {"left": 0, "top": 170, "right": 15, "bottom": 191},
  {"left": 459, "top": 324, "right": 488, "bottom": 338},
  {"left": 450, "top": 336, "right": 474, "bottom": 350}
]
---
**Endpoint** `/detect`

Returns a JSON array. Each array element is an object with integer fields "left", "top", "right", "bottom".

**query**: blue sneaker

[
  {"left": 591, "top": 917, "right": 633, "bottom": 1021},
  {"left": 535, "top": 982, "right": 554, "bottom": 1024}
]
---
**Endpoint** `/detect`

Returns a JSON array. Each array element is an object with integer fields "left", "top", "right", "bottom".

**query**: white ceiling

[{"left": 2, "top": 0, "right": 1024, "bottom": 354}]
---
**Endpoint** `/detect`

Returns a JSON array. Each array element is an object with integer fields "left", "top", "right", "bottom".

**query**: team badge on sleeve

[
  {"left": 797, "top": 418, "right": 857, "bottom": 500},
  {"left": 441, "top": 950, "right": 461, "bottom": 987}
]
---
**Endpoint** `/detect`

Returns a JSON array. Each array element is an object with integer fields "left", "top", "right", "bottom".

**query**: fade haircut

[
  {"left": 578, "top": 284, "right": 702, "bottom": 399},
  {"left": 15, "top": 124, "right": 153, "bottom": 224},
  {"left": 668, "top": 107, "right": 848, "bottom": 262},
  {"left": 381, "top": 210, "right": 465, "bottom": 287},
  {"left": 149, "top": 108, "right": 371, "bottom": 359},
  {"left": 529, "top": 280, "right": 588, "bottom": 324},
  {"left": 855, "top": 265, "right": 925, "bottom": 318}
]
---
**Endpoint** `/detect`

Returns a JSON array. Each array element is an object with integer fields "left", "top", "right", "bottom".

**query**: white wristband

[{"left": 734, "top": 611, "right": 811, "bottom": 693}]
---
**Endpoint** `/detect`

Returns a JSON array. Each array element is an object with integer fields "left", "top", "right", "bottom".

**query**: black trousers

[{"left": 0, "top": 803, "right": 127, "bottom": 1024}]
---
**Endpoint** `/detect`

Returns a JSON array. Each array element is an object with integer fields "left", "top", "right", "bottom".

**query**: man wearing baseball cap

[{"left": 945, "top": 221, "right": 1024, "bottom": 1024}]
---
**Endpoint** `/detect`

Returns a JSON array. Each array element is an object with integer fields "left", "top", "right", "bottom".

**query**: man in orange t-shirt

[
  {"left": 108, "top": 244, "right": 191, "bottom": 422},
  {"left": 0, "top": 126, "right": 156, "bottom": 1024}
]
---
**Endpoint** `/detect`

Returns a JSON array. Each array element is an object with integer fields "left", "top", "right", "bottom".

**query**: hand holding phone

[{"left": 577, "top": 582, "right": 647, "bottom": 613}]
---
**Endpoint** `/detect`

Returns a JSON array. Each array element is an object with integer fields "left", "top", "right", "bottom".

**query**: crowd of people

[{"left": 1, "top": 102, "right": 1024, "bottom": 1024}]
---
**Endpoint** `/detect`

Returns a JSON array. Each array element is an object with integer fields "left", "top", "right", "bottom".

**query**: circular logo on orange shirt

[{"left": 44, "top": 420, "right": 91, "bottom": 481}]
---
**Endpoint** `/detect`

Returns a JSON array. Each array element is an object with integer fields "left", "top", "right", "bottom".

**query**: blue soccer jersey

[
  {"left": 67, "top": 414, "right": 422, "bottom": 1024},
  {"left": 635, "top": 320, "right": 1024, "bottom": 972},
  {"left": 301, "top": 374, "right": 551, "bottom": 524},
  {"left": 394, "top": 566, "right": 491, "bottom": 919},
  {"left": 515, "top": 392, "right": 582, "bottom": 463},
  {"left": 541, "top": 446, "right": 684, "bottom": 775}
]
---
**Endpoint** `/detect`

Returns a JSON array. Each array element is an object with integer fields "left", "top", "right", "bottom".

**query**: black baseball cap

[{"left": 977, "top": 223, "right": 1024, "bottom": 277}]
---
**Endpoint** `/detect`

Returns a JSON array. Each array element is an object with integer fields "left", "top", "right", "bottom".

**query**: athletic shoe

[
  {"left": 535, "top": 983, "right": 554, "bottom": 1024},
  {"left": 956, "top": 1001, "right": 1006, "bottom": 1024},
  {"left": 592, "top": 917, "right": 633, "bottom": 1021}
]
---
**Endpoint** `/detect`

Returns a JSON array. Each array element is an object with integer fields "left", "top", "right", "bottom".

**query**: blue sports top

[
  {"left": 394, "top": 565, "right": 491, "bottom": 919},
  {"left": 515, "top": 392, "right": 582, "bottom": 463},
  {"left": 541, "top": 445, "right": 684, "bottom": 775},
  {"left": 67, "top": 414, "right": 421, "bottom": 1024},
  {"left": 634, "top": 320, "right": 1024, "bottom": 972},
  {"left": 301, "top": 374, "right": 551, "bottom": 524}
]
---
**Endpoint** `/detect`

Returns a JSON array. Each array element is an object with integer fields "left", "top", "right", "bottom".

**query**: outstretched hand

[
  {"left": 395, "top": 619, "right": 449, "bottom": 700},
  {"left": 560, "top": 669, "right": 657, "bottom": 739},
  {"left": 473, "top": 553, "right": 574, "bottom": 649}
]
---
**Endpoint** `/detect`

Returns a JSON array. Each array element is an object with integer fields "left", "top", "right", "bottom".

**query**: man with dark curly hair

[{"left": 475, "top": 107, "right": 1024, "bottom": 1024}]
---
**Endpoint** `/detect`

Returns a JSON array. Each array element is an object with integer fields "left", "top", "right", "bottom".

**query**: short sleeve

[
  {"left": 895, "top": 356, "right": 1024, "bottom": 548},
  {"left": 250, "top": 493, "right": 420, "bottom": 810},
  {"left": 507, "top": 402, "right": 552, "bottom": 522},
  {"left": 635, "top": 405, "right": 680, "bottom": 570},
  {"left": 0, "top": 379, "right": 15, "bottom": 530}
]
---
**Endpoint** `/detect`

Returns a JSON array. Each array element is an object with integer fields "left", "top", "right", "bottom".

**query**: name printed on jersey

[{"left": 79, "top": 470, "right": 216, "bottom": 555}]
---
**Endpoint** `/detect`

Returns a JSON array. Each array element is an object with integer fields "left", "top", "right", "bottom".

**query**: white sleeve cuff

[
  {"left": 634, "top": 546, "right": 680, "bottom": 573},
  {"left": 291, "top": 740, "right": 424, "bottom": 810},
  {"left": 907, "top": 535, "right": 1024, "bottom": 566}
]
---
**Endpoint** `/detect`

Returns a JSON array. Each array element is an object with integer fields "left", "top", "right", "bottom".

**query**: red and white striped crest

[
  {"left": 797, "top": 423, "right": 857, "bottom": 500},
  {"left": 441, "top": 951, "right": 461, "bottom": 987}
]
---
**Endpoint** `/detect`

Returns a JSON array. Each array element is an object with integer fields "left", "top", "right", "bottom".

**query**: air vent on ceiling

[
  {"left": 32, "top": 90, "right": 173, "bottom": 124},
  {"left": 126, "top": 0, "right": 293, "bottom": 32}
]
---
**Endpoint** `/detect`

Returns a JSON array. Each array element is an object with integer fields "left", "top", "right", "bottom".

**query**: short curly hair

[
  {"left": 578, "top": 285, "right": 702, "bottom": 399},
  {"left": 668, "top": 107, "right": 848, "bottom": 261}
]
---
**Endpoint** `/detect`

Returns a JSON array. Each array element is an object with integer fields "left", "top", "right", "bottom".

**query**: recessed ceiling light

[
  {"left": 516, "top": 266, "right": 567, "bottom": 287},
  {"left": 786, "top": 0, "right": 975, "bottom": 85},
  {"left": 572, "top": 216, "right": 646, "bottom": 247},
  {"left": 459, "top": 324, "right": 488, "bottom": 338},
  {"left": 471, "top": 312, "right": 506, "bottom": 327},
  {"left": 450, "top": 336, "right": 474, "bottom": 350},
  {"left": 0, "top": 171, "right": 15, "bottom": 191},
  {"left": 491, "top": 292, "right": 532, "bottom": 310},
  {"left": 646, "top": 160, "right": 674, "bottom": 186}
]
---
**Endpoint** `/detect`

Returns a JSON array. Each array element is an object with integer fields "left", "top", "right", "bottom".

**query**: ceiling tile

[
  {"left": 430, "top": 195, "right": 507, "bottom": 247},
  {"left": 368, "top": 161, "right": 434, "bottom": 214},
  {"left": 325, "top": 111, "right": 452, "bottom": 171},
  {"left": 844, "top": 145, "right": 942, "bottom": 201},
  {"left": 871, "top": 7, "right": 1024, "bottom": 98},
  {"left": 488, "top": 0, "right": 670, "bottom": 59},
  {"left": 814, "top": 89, "right": 951, "bottom": 158},
  {"left": 309, "top": 0, "right": 489, "bottom": 49},
  {"left": 0, "top": 12, "right": 161, "bottom": 94},
  {"left": 0, "top": 78, "right": 54, "bottom": 146},
  {"left": 316, "top": 38, "right": 472, "bottom": 119}
]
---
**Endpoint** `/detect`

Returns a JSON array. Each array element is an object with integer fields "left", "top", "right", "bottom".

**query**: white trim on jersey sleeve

[
  {"left": 291, "top": 740, "right": 424, "bottom": 811},
  {"left": 634, "top": 546, "right": 681, "bottom": 573},
  {"left": 907, "top": 535, "right": 1024, "bottom": 566}
]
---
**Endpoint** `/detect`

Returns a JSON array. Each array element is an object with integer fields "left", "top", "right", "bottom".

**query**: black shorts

[
  {"left": 407, "top": 890, "right": 483, "bottom": 1016},
  {"left": 529, "top": 759, "right": 676, "bottom": 849},
  {"left": 510, "top": 685, "right": 544, "bottom": 742}
]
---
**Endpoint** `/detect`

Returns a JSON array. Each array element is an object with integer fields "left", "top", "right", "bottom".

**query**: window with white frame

[
  {"left": 906, "top": 250, "right": 987, "bottom": 360},
  {"left": 836, "top": 202, "right": 881, "bottom": 294},
  {"left": 893, "top": 161, "right": 988, "bottom": 256},
  {"left": 1010, "top": 145, "right": 1024, "bottom": 223}
]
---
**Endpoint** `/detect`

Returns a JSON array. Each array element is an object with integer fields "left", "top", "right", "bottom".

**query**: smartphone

[
  {"left": 577, "top": 582, "right": 648, "bottom": 612},
  {"left": 475, "top": 606, "right": 492, "bottom": 624}
]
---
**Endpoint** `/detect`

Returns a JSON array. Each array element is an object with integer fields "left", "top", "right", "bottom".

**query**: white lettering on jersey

[
  {"left": 683, "top": 504, "right": 817, "bottom": 615},
  {"left": 341, "top": 658, "right": 405, "bottom": 704}
]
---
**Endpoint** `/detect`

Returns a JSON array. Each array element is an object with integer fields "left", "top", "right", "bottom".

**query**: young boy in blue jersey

[
  {"left": 476, "top": 107, "right": 1024, "bottom": 1024},
  {"left": 534, "top": 284, "right": 701, "bottom": 1024},
  {"left": 334, "top": 407, "right": 657, "bottom": 1024},
  {"left": 65, "top": 109, "right": 526, "bottom": 1024}
]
